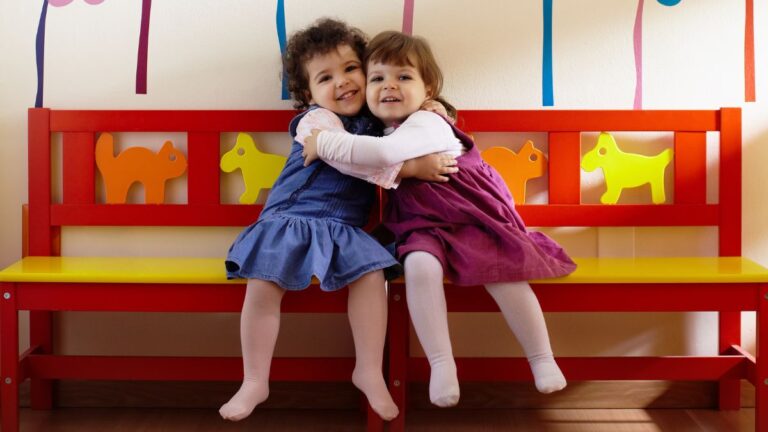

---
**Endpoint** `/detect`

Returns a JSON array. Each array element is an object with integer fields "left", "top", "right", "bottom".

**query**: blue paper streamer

[
  {"left": 35, "top": 0, "right": 49, "bottom": 108},
  {"left": 542, "top": 0, "right": 553, "bottom": 106},
  {"left": 276, "top": 0, "right": 289, "bottom": 100}
]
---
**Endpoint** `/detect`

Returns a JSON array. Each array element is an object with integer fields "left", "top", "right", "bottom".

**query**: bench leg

[
  {"left": 30, "top": 310, "right": 54, "bottom": 409},
  {"left": 388, "top": 282, "right": 408, "bottom": 432},
  {"left": 719, "top": 311, "right": 741, "bottom": 410},
  {"left": 1, "top": 283, "right": 20, "bottom": 432},
  {"left": 757, "top": 285, "right": 768, "bottom": 432},
  {"left": 366, "top": 405, "right": 383, "bottom": 432}
]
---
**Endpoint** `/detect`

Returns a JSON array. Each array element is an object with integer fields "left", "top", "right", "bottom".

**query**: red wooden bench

[
  {"left": 1, "top": 107, "right": 765, "bottom": 432},
  {"left": 384, "top": 108, "right": 768, "bottom": 432},
  {"left": 0, "top": 108, "right": 384, "bottom": 432}
]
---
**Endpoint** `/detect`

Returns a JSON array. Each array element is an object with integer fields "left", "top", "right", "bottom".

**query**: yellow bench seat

[{"left": 1, "top": 256, "right": 767, "bottom": 284}]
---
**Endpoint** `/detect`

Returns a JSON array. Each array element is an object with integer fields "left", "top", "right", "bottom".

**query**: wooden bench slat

[{"left": 2, "top": 257, "right": 767, "bottom": 284}]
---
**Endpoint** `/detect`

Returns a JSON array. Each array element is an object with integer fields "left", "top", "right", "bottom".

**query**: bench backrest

[{"left": 27, "top": 108, "right": 741, "bottom": 257}]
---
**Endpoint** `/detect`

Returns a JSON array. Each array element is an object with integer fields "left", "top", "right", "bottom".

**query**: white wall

[{"left": 1, "top": 0, "right": 767, "bottom": 358}]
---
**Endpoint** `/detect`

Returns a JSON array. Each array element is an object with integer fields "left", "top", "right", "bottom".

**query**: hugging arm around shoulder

[
  {"left": 296, "top": 108, "right": 403, "bottom": 189},
  {"left": 317, "top": 111, "right": 461, "bottom": 167}
]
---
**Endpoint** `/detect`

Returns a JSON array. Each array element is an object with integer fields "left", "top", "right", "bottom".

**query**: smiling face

[
  {"left": 365, "top": 60, "right": 431, "bottom": 127},
  {"left": 304, "top": 44, "right": 366, "bottom": 117}
]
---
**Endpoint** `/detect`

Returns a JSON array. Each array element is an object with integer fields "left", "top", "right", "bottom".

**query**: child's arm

[
  {"left": 305, "top": 111, "right": 461, "bottom": 167},
  {"left": 295, "top": 108, "right": 403, "bottom": 188}
]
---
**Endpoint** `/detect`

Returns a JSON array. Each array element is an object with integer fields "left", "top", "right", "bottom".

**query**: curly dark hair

[{"left": 283, "top": 18, "right": 368, "bottom": 110}]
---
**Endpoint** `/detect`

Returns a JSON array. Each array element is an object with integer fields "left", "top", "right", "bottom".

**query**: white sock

[
  {"left": 405, "top": 252, "right": 460, "bottom": 407},
  {"left": 485, "top": 281, "right": 566, "bottom": 394},
  {"left": 219, "top": 279, "right": 284, "bottom": 421}
]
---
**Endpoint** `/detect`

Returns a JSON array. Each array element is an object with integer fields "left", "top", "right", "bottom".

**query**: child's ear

[
  {"left": 304, "top": 90, "right": 314, "bottom": 105},
  {"left": 425, "top": 86, "right": 433, "bottom": 98}
]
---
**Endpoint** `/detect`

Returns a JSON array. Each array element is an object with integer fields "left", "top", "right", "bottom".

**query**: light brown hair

[{"left": 364, "top": 31, "right": 456, "bottom": 118}]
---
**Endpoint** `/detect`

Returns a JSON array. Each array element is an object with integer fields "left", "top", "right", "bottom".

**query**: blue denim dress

[{"left": 225, "top": 108, "right": 398, "bottom": 291}]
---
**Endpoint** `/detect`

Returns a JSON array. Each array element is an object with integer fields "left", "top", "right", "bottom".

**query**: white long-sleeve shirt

[
  {"left": 316, "top": 111, "right": 464, "bottom": 170},
  {"left": 294, "top": 108, "right": 403, "bottom": 189}
]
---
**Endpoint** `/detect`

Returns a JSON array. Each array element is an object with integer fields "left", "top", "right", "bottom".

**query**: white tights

[
  {"left": 219, "top": 272, "right": 398, "bottom": 421},
  {"left": 404, "top": 251, "right": 566, "bottom": 407}
]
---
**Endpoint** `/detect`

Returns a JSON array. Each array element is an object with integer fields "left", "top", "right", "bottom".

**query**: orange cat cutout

[
  {"left": 481, "top": 140, "right": 546, "bottom": 205},
  {"left": 96, "top": 132, "right": 187, "bottom": 204}
]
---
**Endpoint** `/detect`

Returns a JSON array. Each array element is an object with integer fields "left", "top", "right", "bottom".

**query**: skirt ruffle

[{"left": 226, "top": 215, "right": 398, "bottom": 291}]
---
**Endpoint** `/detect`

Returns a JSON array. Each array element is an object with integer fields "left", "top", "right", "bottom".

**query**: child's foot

[
  {"left": 529, "top": 355, "right": 567, "bottom": 394},
  {"left": 429, "top": 362, "right": 460, "bottom": 407},
  {"left": 219, "top": 378, "right": 269, "bottom": 421},
  {"left": 352, "top": 367, "right": 399, "bottom": 421}
]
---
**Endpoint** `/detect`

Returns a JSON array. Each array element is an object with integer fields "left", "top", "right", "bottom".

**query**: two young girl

[
  {"left": 220, "top": 19, "right": 453, "bottom": 422},
  {"left": 303, "top": 31, "right": 577, "bottom": 407}
]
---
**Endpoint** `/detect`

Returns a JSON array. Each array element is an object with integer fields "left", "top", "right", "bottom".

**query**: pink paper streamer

[
  {"left": 136, "top": 0, "right": 151, "bottom": 94},
  {"left": 633, "top": 0, "right": 644, "bottom": 110},
  {"left": 402, "top": 0, "right": 414, "bottom": 35}
]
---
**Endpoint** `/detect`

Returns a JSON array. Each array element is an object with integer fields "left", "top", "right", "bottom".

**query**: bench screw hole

[
  {"left": 393, "top": 294, "right": 401, "bottom": 301},
  {"left": 764, "top": 293, "right": 768, "bottom": 300},
  {"left": 4, "top": 378, "right": 10, "bottom": 384},
  {"left": 764, "top": 379, "right": 768, "bottom": 386},
  {"left": 3, "top": 293, "right": 9, "bottom": 300},
  {"left": 393, "top": 380, "right": 401, "bottom": 387}
]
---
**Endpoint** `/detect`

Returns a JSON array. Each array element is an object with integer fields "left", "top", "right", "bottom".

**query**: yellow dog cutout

[
  {"left": 220, "top": 133, "right": 286, "bottom": 204},
  {"left": 581, "top": 132, "right": 672, "bottom": 204}
]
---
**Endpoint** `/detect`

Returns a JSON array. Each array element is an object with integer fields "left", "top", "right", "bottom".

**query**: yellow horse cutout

[
  {"left": 581, "top": 132, "right": 672, "bottom": 204},
  {"left": 220, "top": 133, "right": 286, "bottom": 204}
]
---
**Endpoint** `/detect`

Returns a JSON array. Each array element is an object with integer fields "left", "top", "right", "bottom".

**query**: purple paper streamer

[
  {"left": 34, "top": 0, "right": 49, "bottom": 108},
  {"left": 402, "top": 0, "right": 414, "bottom": 35},
  {"left": 136, "top": 0, "right": 151, "bottom": 94},
  {"left": 633, "top": 0, "right": 643, "bottom": 110}
]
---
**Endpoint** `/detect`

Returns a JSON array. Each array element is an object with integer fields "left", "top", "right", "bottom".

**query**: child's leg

[
  {"left": 484, "top": 281, "right": 566, "bottom": 394},
  {"left": 347, "top": 270, "right": 399, "bottom": 421},
  {"left": 220, "top": 278, "right": 285, "bottom": 421},
  {"left": 404, "top": 251, "right": 459, "bottom": 407}
]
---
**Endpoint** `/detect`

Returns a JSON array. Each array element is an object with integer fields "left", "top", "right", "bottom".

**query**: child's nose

[
  {"left": 383, "top": 80, "right": 398, "bottom": 90},
  {"left": 335, "top": 77, "right": 350, "bottom": 87}
]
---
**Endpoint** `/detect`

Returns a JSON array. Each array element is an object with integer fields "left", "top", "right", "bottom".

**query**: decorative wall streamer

[
  {"left": 542, "top": 0, "right": 553, "bottom": 106},
  {"left": 135, "top": 0, "right": 151, "bottom": 94},
  {"left": 34, "top": 0, "right": 49, "bottom": 108},
  {"left": 402, "top": 0, "right": 414, "bottom": 35},
  {"left": 633, "top": 0, "right": 681, "bottom": 110},
  {"left": 35, "top": 0, "right": 159, "bottom": 106},
  {"left": 276, "top": 0, "right": 289, "bottom": 100},
  {"left": 745, "top": 0, "right": 755, "bottom": 102}
]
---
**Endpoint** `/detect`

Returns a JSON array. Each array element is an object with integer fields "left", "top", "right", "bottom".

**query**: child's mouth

[
  {"left": 336, "top": 90, "right": 358, "bottom": 101},
  {"left": 381, "top": 97, "right": 401, "bottom": 103}
]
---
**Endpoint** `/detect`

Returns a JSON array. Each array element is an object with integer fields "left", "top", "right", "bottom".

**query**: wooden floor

[{"left": 13, "top": 407, "right": 755, "bottom": 431}]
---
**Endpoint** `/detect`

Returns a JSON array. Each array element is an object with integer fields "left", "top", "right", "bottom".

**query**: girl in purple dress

[{"left": 303, "top": 31, "right": 577, "bottom": 408}]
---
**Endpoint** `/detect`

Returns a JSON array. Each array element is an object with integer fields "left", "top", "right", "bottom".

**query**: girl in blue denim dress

[{"left": 219, "top": 19, "right": 454, "bottom": 423}]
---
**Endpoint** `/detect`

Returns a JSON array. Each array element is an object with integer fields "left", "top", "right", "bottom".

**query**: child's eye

[
  {"left": 399, "top": 75, "right": 412, "bottom": 81},
  {"left": 318, "top": 75, "right": 331, "bottom": 83},
  {"left": 369, "top": 76, "right": 383, "bottom": 83},
  {"left": 345, "top": 65, "right": 359, "bottom": 73}
]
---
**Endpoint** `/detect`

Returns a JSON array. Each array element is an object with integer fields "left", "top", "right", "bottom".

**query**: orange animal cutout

[
  {"left": 96, "top": 132, "right": 187, "bottom": 204},
  {"left": 481, "top": 140, "right": 546, "bottom": 204}
]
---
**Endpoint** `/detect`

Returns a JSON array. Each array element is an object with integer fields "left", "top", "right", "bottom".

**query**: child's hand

[
  {"left": 302, "top": 129, "right": 321, "bottom": 166},
  {"left": 399, "top": 153, "right": 459, "bottom": 182},
  {"left": 420, "top": 99, "right": 449, "bottom": 119}
]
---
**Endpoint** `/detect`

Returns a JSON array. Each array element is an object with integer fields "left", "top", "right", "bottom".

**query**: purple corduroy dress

[{"left": 384, "top": 120, "right": 577, "bottom": 286}]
